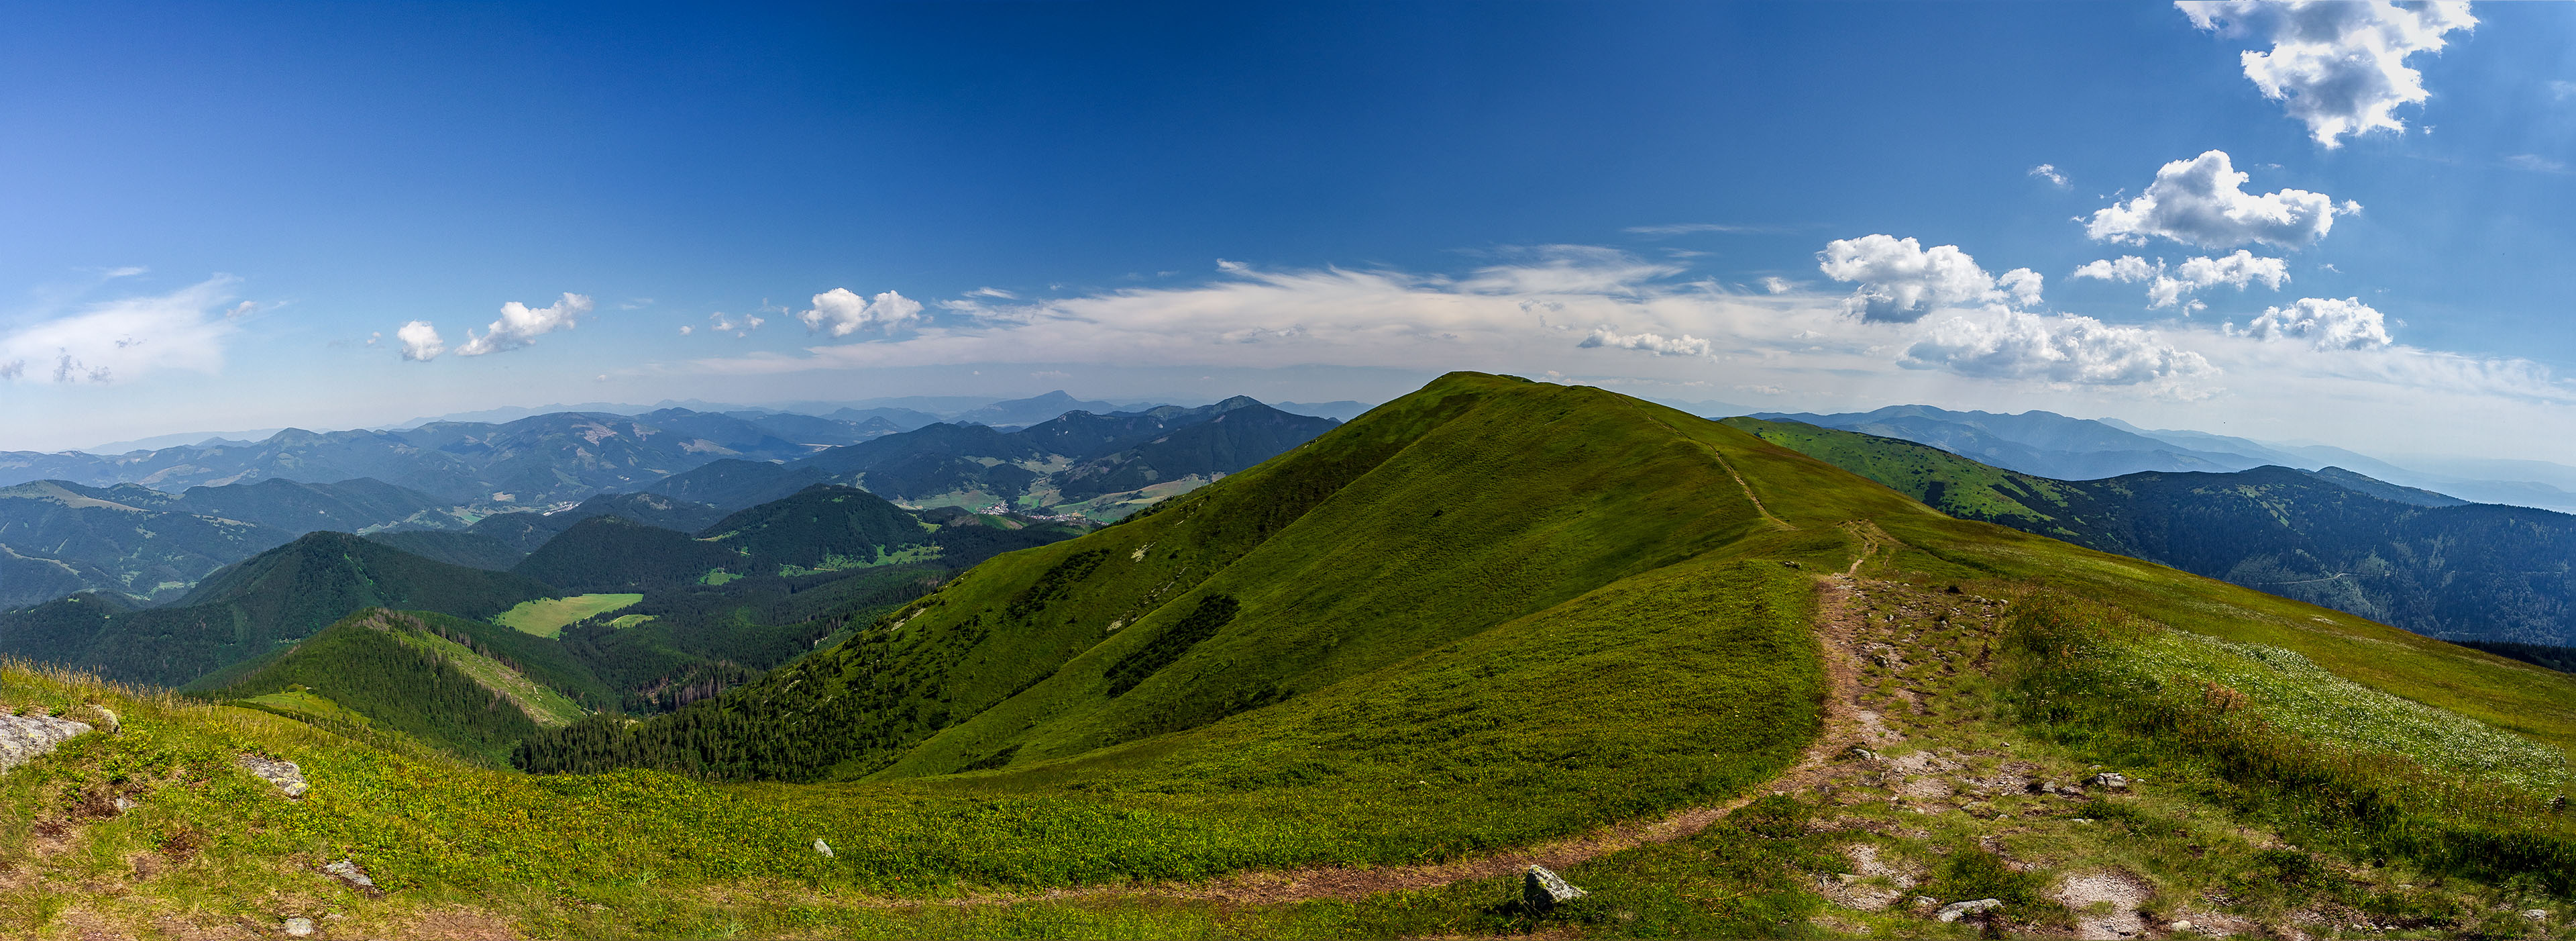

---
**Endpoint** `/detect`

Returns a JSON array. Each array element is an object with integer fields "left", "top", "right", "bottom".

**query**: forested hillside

[
  {"left": 1729, "top": 417, "right": 2576, "bottom": 644},
  {"left": 0, "top": 532, "right": 552, "bottom": 687}
]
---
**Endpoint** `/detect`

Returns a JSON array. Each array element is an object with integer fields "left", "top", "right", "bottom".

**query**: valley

[{"left": 3, "top": 373, "right": 2571, "bottom": 938}]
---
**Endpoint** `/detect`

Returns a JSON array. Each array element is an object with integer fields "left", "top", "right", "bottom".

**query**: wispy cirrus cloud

[
  {"left": 1623, "top": 223, "right": 1781, "bottom": 236},
  {"left": 0, "top": 276, "right": 244, "bottom": 385}
]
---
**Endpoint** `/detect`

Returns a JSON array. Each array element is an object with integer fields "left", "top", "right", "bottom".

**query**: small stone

[
  {"left": 323, "top": 859, "right": 378, "bottom": 893},
  {"left": 1522, "top": 864, "right": 1587, "bottom": 911},
  {"left": 2084, "top": 771, "right": 2130, "bottom": 791},
  {"left": 2526, "top": 909, "right": 2551, "bottom": 920},
  {"left": 85, "top": 704, "right": 119, "bottom": 733},
  {"left": 813, "top": 838, "right": 834, "bottom": 858},
  {"left": 1935, "top": 898, "right": 2002, "bottom": 922},
  {"left": 1911, "top": 895, "right": 1940, "bottom": 909},
  {"left": 236, "top": 754, "right": 309, "bottom": 798},
  {"left": 282, "top": 917, "right": 315, "bottom": 937},
  {"left": 2171, "top": 920, "right": 2194, "bottom": 931},
  {"left": 1845, "top": 745, "right": 1880, "bottom": 762},
  {"left": 113, "top": 796, "right": 138, "bottom": 812}
]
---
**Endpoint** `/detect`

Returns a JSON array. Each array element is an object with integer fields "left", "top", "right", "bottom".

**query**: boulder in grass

[
  {"left": 1522, "top": 864, "right": 1587, "bottom": 911},
  {"left": 814, "top": 838, "right": 835, "bottom": 858},
  {"left": 2085, "top": 771, "right": 2130, "bottom": 791},
  {"left": 237, "top": 754, "right": 309, "bottom": 797},
  {"left": 1, "top": 713, "right": 93, "bottom": 772},
  {"left": 324, "top": 858, "right": 381, "bottom": 897},
  {"left": 1936, "top": 898, "right": 2002, "bottom": 922}
]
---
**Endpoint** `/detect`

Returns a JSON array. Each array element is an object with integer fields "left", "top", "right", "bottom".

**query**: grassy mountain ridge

[
  {"left": 1729, "top": 416, "right": 2576, "bottom": 646},
  {"left": 205, "top": 608, "right": 607, "bottom": 764},
  {"left": 9, "top": 373, "right": 2576, "bottom": 938}
]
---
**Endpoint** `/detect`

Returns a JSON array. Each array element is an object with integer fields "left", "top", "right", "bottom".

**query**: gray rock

[
  {"left": 0, "top": 713, "right": 94, "bottom": 771},
  {"left": 2526, "top": 909, "right": 2551, "bottom": 920},
  {"left": 1844, "top": 746, "right": 1881, "bottom": 762},
  {"left": 113, "top": 796, "right": 138, "bottom": 813},
  {"left": 1935, "top": 898, "right": 2003, "bottom": 922},
  {"left": 282, "top": 916, "right": 315, "bottom": 937},
  {"left": 84, "top": 704, "right": 119, "bottom": 733},
  {"left": 814, "top": 838, "right": 834, "bottom": 858},
  {"left": 236, "top": 753, "right": 309, "bottom": 797},
  {"left": 1522, "top": 864, "right": 1587, "bottom": 911},
  {"left": 323, "top": 858, "right": 378, "bottom": 893}
]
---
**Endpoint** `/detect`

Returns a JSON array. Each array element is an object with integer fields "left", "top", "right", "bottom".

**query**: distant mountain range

[
  {"left": 654, "top": 397, "right": 1342, "bottom": 518},
  {"left": 0, "top": 393, "right": 1340, "bottom": 611},
  {"left": 1760, "top": 404, "right": 2576, "bottom": 513},
  {"left": 1731, "top": 417, "right": 2576, "bottom": 646}
]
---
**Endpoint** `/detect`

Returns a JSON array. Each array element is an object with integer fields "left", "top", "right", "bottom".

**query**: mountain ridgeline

[
  {"left": 12, "top": 373, "right": 2576, "bottom": 937},
  {"left": 1727, "top": 417, "right": 2576, "bottom": 645},
  {"left": 511, "top": 373, "right": 2572, "bottom": 798}
]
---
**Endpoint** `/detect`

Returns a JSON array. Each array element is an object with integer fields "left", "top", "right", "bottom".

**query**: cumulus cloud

[
  {"left": 1816, "top": 234, "right": 2044, "bottom": 321},
  {"left": 2086, "top": 151, "right": 2353, "bottom": 249},
  {"left": 1760, "top": 277, "right": 1794, "bottom": 294},
  {"left": 2237, "top": 296, "right": 2394, "bottom": 349},
  {"left": 0, "top": 277, "right": 242, "bottom": 385},
  {"left": 451, "top": 293, "right": 594, "bottom": 357},
  {"left": 396, "top": 321, "right": 446, "bottom": 361},
  {"left": 1904, "top": 308, "right": 2217, "bottom": 394},
  {"left": 707, "top": 311, "right": 765, "bottom": 337},
  {"left": 800, "top": 289, "right": 923, "bottom": 336},
  {"left": 2178, "top": 1, "right": 2476, "bottom": 147},
  {"left": 678, "top": 325, "right": 694, "bottom": 336},
  {"left": 1579, "top": 328, "right": 1712, "bottom": 357},
  {"left": 2028, "top": 164, "right": 2070, "bottom": 187},
  {"left": 2072, "top": 250, "right": 2290, "bottom": 309}
]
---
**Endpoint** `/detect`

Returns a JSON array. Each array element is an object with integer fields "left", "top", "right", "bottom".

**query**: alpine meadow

[{"left": 8, "top": 3, "right": 2576, "bottom": 939}]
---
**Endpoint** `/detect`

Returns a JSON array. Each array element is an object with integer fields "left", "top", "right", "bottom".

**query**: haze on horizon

[{"left": 4, "top": 2, "right": 2572, "bottom": 465}]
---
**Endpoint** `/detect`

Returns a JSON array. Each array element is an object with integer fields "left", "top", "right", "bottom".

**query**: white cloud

[
  {"left": 800, "top": 288, "right": 923, "bottom": 336},
  {"left": 453, "top": 293, "right": 594, "bottom": 357},
  {"left": 2505, "top": 154, "right": 2569, "bottom": 174},
  {"left": 2072, "top": 250, "right": 2290, "bottom": 309},
  {"left": 1816, "top": 234, "right": 2042, "bottom": 321},
  {"left": 1903, "top": 307, "right": 2218, "bottom": 395},
  {"left": 1760, "top": 277, "right": 1794, "bottom": 294},
  {"left": 2552, "top": 80, "right": 2576, "bottom": 101},
  {"left": 2086, "top": 150, "right": 2352, "bottom": 249},
  {"left": 707, "top": 311, "right": 765, "bottom": 337},
  {"left": 1579, "top": 328, "right": 1712, "bottom": 357},
  {"left": 396, "top": 320, "right": 445, "bottom": 361},
  {"left": 2237, "top": 296, "right": 2394, "bottom": 349},
  {"left": 2178, "top": 1, "right": 2476, "bottom": 147},
  {"left": 678, "top": 325, "right": 694, "bottom": 336},
  {"left": 0, "top": 277, "right": 242, "bottom": 385},
  {"left": 1624, "top": 223, "right": 1769, "bottom": 236},
  {"left": 2028, "top": 164, "right": 2070, "bottom": 187}
]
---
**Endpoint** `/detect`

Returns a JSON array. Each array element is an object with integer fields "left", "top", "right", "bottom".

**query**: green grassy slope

[
  {"left": 1723, "top": 417, "right": 2576, "bottom": 755},
  {"left": 202, "top": 609, "right": 605, "bottom": 764},
  {"left": 11, "top": 373, "right": 2576, "bottom": 938}
]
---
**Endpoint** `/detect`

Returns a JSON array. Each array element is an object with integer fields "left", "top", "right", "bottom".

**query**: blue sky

[{"left": 4, "top": 1, "right": 2572, "bottom": 458}]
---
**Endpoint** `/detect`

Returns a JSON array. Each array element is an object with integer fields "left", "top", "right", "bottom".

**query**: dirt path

[{"left": 902, "top": 570, "right": 1882, "bottom": 909}]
